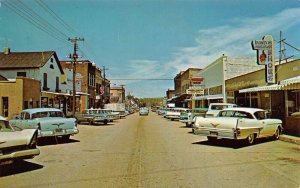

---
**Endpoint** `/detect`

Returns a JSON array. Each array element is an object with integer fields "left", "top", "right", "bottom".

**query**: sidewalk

[{"left": 279, "top": 134, "right": 300, "bottom": 145}]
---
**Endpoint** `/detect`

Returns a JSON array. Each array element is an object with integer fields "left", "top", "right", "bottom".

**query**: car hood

[{"left": 0, "top": 129, "right": 37, "bottom": 148}]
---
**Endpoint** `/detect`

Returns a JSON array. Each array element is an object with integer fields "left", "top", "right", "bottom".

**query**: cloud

[
  {"left": 167, "top": 7, "right": 300, "bottom": 73},
  {"left": 111, "top": 7, "right": 300, "bottom": 97}
]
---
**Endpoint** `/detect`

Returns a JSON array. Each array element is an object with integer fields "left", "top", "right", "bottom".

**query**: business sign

[
  {"left": 186, "top": 88, "right": 204, "bottom": 95},
  {"left": 190, "top": 77, "right": 204, "bottom": 86},
  {"left": 252, "top": 35, "right": 275, "bottom": 84}
]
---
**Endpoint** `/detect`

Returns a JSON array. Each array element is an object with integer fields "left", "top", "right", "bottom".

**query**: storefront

[{"left": 239, "top": 76, "right": 300, "bottom": 136}]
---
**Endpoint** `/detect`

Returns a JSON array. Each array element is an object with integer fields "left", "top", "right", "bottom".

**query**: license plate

[
  {"left": 210, "top": 131, "right": 218, "bottom": 136},
  {"left": 56, "top": 128, "right": 63, "bottom": 133}
]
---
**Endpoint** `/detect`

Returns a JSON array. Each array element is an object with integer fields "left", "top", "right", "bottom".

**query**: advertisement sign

[
  {"left": 252, "top": 35, "right": 275, "bottom": 84},
  {"left": 186, "top": 88, "right": 204, "bottom": 95}
]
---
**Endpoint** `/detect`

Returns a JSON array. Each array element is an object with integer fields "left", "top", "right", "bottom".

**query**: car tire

[
  {"left": 103, "top": 120, "right": 108, "bottom": 125},
  {"left": 273, "top": 127, "right": 281, "bottom": 140},
  {"left": 246, "top": 133, "right": 255, "bottom": 145}
]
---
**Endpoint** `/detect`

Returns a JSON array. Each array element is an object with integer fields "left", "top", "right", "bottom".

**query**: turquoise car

[
  {"left": 10, "top": 108, "right": 79, "bottom": 141},
  {"left": 75, "top": 109, "right": 119, "bottom": 125}
]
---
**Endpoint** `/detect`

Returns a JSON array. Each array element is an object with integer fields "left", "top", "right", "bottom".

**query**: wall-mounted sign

[
  {"left": 252, "top": 35, "right": 275, "bottom": 84},
  {"left": 186, "top": 88, "right": 204, "bottom": 95},
  {"left": 190, "top": 77, "right": 204, "bottom": 86}
]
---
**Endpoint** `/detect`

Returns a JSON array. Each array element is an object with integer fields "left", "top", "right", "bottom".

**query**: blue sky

[{"left": 1, "top": 0, "right": 300, "bottom": 97}]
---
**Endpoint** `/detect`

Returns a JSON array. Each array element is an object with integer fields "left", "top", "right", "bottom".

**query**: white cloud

[
  {"left": 167, "top": 7, "right": 300, "bottom": 73},
  {"left": 112, "top": 7, "right": 300, "bottom": 97}
]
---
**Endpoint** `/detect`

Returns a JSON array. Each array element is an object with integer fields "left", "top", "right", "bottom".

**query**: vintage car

[
  {"left": 0, "top": 116, "right": 40, "bottom": 165},
  {"left": 205, "top": 103, "right": 238, "bottom": 117},
  {"left": 75, "top": 109, "right": 118, "bottom": 125},
  {"left": 10, "top": 108, "right": 78, "bottom": 141},
  {"left": 139, "top": 107, "right": 149, "bottom": 116},
  {"left": 193, "top": 107, "right": 282, "bottom": 144},
  {"left": 179, "top": 108, "right": 207, "bottom": 127},
  {"left": 165, "top": 108, "right": 190, "bottom": 121}
]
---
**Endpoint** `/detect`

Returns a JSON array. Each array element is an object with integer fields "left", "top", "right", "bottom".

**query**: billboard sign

[{"left": 252, "top": 35, "right": 275, "bottom": 84}]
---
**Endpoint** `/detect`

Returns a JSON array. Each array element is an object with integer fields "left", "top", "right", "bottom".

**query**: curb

[{"left": 279, "top": 134, "right": 300, "bottom": 145}]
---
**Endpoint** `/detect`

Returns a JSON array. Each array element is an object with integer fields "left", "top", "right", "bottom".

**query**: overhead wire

[{"left": 3, "top": 0, "right": 66, "bottom": 43}]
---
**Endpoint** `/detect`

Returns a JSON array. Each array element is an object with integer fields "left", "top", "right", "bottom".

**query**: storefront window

[{"left": 287, "top": 90, "right": 300, "bottom": 116}]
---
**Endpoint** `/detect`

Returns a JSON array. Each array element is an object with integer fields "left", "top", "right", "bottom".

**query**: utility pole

[
  {"left": 102, "top": 66, "right": 109, "bottom": 104},
  {"left": 68, "top": 37, "right": 84, "bottom": 117},
  {"left": 120, "top": 84, "right": 125, "bottom": 103}
]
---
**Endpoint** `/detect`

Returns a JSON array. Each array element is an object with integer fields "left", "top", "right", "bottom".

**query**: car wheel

[
  {"left": 273, "top": 127, "right": 281, "bottom": 140},
  {"left": 103, "top": 120, "right": 108, "bottom": 125},
  {"left": 246, "top": 133, "right": 255, "bottom": 145}
]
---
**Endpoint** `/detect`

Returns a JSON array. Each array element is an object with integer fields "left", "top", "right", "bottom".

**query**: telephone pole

[
  {"left": 102, "top": 66, "right": 109, "bottom": 104},
  {"left": 120, "top": 84, "right": 125, "bottom": 103},
  {"left": 68, "top": 37, "right": 84, "bottom": 117}
]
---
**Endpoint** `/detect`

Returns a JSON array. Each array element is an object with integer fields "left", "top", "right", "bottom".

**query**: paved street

[{"left": 1, "top": 112, "right": 300, "bottom": 188}]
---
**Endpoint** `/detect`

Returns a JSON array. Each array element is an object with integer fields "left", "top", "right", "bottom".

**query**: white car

[
  {"left": 193, "top": 107, "right": 282, "bottom": 144},
  {"left": 0, "top": 116, "right": 40, "bottom": 165}
]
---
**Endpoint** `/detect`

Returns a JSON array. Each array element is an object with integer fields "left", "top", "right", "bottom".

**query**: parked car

[
  {"left": 10, "top": 108, "right": 79, "bottom": 141},
  {"left": 75, "top": 109, "right": 119, "bottom": 125},
  {"left": 139, "top": 107, "right": 149, "bottom": 116},
  {"left": 193, "top": 107, "right": 282, "bottom": 144},
  {"left": 0, "top": 116, "right": 40, "bottom": 165},
  {"left": 165, "top": 108, "right": 190, "bottom": 121},
  {"left": 180, "top": 108, "right": 207, "bottom": 127},
  {"left": 205, "top": 103, "right": 238, "bottom": 117}
]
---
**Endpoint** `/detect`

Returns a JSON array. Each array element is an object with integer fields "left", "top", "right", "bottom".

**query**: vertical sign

[{"left": 252, "top": 35, "right": 275, "bottom": 84}]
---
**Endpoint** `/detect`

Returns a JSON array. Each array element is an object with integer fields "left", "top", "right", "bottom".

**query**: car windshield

[{"left": 0, "top": 120, "right": 14, "bottom": 132}]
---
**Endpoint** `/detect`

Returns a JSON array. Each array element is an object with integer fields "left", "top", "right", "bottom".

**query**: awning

[
  {"left": 280, "top": 75, "right": 300, "bottom": 86},
  {"left": 239, "top": 84, "right": 281, "bottom": 93},
  {"left": 193, "top": 94, "right": 224, "bottom": 100},
  {"left": 167, "top": 96, "right": 178, "bottom": 102},
  {"left": 41, "top": 91, "right": 71, "bottom": 96},
  {"left": 76, "top": 91, "right": 90, "bottom": 96}
]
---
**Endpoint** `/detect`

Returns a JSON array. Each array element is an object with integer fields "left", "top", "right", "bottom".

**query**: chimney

[{"left": 3, "top": 47, "right": 10, "bottom": 55}]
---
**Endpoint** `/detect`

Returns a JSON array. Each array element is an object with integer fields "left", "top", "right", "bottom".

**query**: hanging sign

[{"left": 252, "top": 35, "right": 275, "bottom": 84}]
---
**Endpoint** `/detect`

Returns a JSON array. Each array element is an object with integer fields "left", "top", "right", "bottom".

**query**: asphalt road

[{"left": 1, "top": 112, "right": 300, "bottom": 188}]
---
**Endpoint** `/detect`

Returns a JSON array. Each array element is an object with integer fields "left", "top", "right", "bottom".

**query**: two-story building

[
  {"left": 110, "top": 86, "right": 125, "bottom": 103},
  {"left": 0, "top": 48, "right": 71, "bottom": 117}
]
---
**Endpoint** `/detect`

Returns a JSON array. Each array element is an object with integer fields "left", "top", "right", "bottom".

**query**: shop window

[
  {"left": 287, "top": 91, "right": 300, "bottom": 116},
  {"left": 41, "top": 97, "right": 48, "bottom": 108}
]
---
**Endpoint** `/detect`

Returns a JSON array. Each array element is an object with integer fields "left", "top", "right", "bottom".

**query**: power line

[
  {"left": 35, "top": 0, "right": 79, "bottom": 36},
  {"left": 3, "top": 0, "right": 67, "bottom": 43}
]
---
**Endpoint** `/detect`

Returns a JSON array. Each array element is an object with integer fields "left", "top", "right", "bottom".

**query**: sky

[{"left": 1, "top": 0, "right": 300, "bottom": 98}]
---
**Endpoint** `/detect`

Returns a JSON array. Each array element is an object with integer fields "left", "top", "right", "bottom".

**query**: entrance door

[{"left": 2, "top": 97, "right": 8, "bottom": 117}]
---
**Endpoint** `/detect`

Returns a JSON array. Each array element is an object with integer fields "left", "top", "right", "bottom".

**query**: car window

[
  {"left": 254, "top": 111, "right": 266, "bottom": 120},
  {"left": 219, "top": 110, "right": 235, "bottom": 117},
  {"left": 25, "top": 112, "right": 31, "bottom": 120},
  {"left": 234, "top": 111, "right": 253, "bottom": 119},
  {"left": 0, "top": 120, "right": 13, "bottom": 132}
]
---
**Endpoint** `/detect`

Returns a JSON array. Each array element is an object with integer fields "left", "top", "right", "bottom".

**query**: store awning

[
  {"left": 41, "top": 91, "right": 71, "bottom": 96},
  {"left": 193, "top": 94, "right": 224, "bottom": 100},
  {"left": 280, "top": 76, "right": 300, "bottom": 86},
  {"left": 167, "top": 96, "right": 178, "bottom": 102},
  {"left": 239, "top": 84, "right": 282, "bottom": 93}
]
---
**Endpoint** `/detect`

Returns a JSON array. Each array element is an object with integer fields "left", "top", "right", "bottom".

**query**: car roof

[
  {"left": 223, "top": 107, "right": 265, "bottom": 113},
  {"left": 22, "top": 108, "right": 62, "bottom": 113}
]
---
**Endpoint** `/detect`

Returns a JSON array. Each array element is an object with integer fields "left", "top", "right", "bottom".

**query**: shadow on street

[
  {"left": 0, "top": 160, "right": 43, "bottom": 177},
  {"left": 192, "top": 137, "right": 278, "bottom": 149}
]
